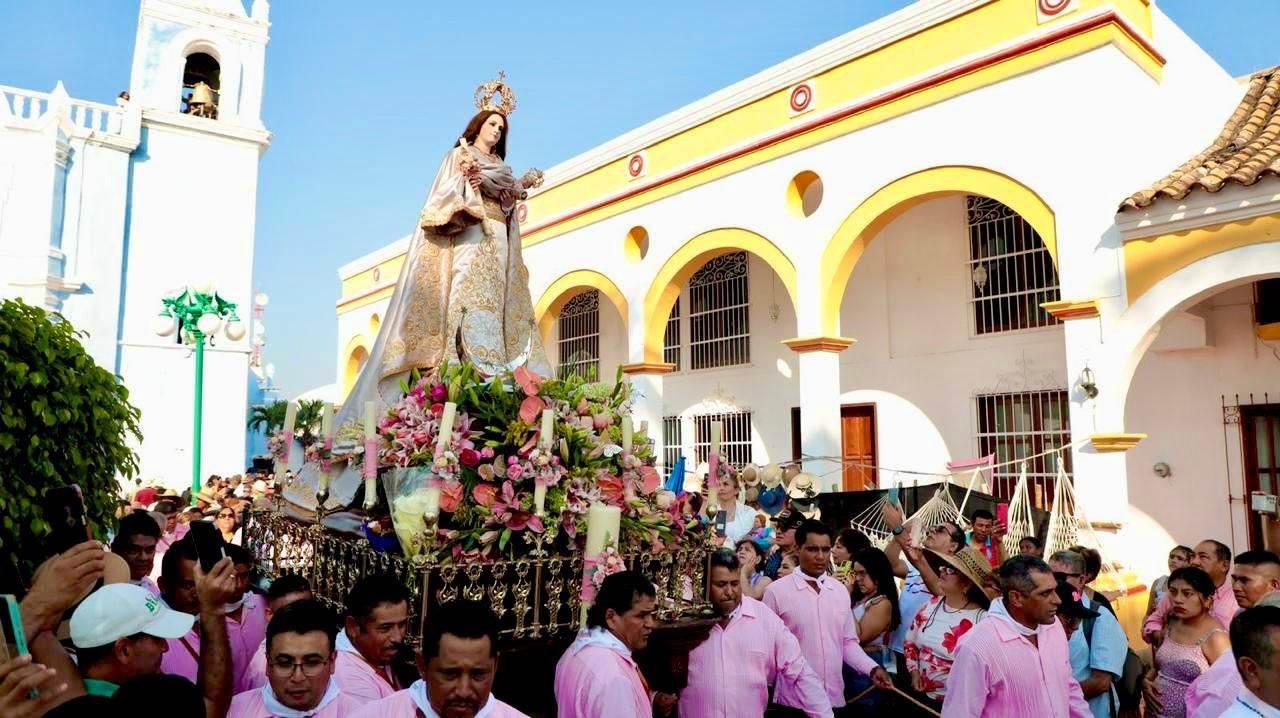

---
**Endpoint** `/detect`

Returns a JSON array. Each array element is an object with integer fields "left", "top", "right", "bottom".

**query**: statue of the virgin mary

[{"left": 286, "top": 72, "right": 551, "bottom": 513}]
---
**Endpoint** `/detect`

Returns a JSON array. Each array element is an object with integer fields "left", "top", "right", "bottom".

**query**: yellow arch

[
  {"left": 643, "top": 227, "right": 797, "bottom": 363},
  {"left": 818, "top": 166, "right": 1057, "bottom": 335},
  {"left": 534, "top": 270, "right": 629, "bottom": 346},
  {"left": 342, "top": 334, "right": 371, "bottom": 399}
]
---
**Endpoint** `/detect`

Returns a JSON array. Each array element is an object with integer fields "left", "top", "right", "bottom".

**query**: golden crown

[{"left": 475, "top": 71, "right": 517, "bottom": 115}]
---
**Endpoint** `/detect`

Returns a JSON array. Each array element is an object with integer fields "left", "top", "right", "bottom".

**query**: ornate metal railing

[{"left": 244, "top": 508, "right": 713, "bottom": 641}]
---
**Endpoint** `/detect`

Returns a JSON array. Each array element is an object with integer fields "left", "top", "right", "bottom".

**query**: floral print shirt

[{"left": 903, "top": 595, "right": 986, "bottom": 701}]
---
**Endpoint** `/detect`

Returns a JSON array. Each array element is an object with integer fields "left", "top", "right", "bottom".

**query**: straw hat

[
  {"left": 925, "top": 546, "right": 993, "bottom": 588},
  {"left": 786, "top": 473, "right": 822, "bottom": 519},
  {"left": 760, "top": 464, "right": 783, "bottom": 489},
  {"left": 195, "top": 485, "right": 219, "bottom": 504},
  {"left": 740, "top": 465, "right": 760, "bottom": 487}
]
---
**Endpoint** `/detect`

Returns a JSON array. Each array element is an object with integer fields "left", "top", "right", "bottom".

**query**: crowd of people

[{"left": 7, "top": 471, "right": 1280, "bottom": 718}]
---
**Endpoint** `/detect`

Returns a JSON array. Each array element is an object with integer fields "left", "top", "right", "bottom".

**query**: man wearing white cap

[
  {"left": 72, "top": 583, "right": 194, "bottom": 698},
  {"left": 75, "top": 551, "right": 240, "bottom": 717}
]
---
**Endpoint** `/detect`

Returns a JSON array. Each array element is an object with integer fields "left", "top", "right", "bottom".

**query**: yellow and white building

[{"left": 334, "top": 0, "right": 1280, "bottom": 579}]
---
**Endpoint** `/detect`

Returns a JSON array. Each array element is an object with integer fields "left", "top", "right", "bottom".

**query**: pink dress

[{"left": 1154, "top": 628, "right": 1226, "bottom": 718}]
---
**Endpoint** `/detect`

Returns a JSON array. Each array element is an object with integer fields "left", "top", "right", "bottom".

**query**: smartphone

[
  {"left": 0, "top": 595, "right": 28, "bottom": 663},
  {"left": 43, "top": 485, "right": 90, "bottom": 556},
  {"left": 996, "top": 502, "right": 1010, "bottom": 527},
  {"left": 714, "top": 510, "right": 727, "bottom": 538},
  {"left": 187, "top": 521, "right": 226, "bottom": 574}
]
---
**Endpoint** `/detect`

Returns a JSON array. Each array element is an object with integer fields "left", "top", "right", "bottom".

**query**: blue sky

[{"left": 2, "top": 1, "right": 1276, "bottom": 399}]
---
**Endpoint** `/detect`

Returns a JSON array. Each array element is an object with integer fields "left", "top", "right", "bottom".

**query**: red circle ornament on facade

[
  {"left": 789, "top": 84, "right": 813, "bottom": 113},
  {"left": 516, "top": 203, "right": 528, "bottom": 224},
  {"left": 1039, "top": 0, "right": 1070, "bottom": 15},
  {"left": 627, "top": 154, "right": 645, "bottom": 178}
]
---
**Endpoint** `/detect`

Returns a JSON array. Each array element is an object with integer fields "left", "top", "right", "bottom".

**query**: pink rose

[
  {"left": 507, "top": 463, "right": 524, "bottom": 481},
  {"left": 480, "top": 446, "right": 495, "bottom": 460},
  {"left": 439, "top": 481, "right": 464, "bottom": 513},
  {"left": 656, "top": 490, "right": 676, "bottom": 510},
  {"left": 430, "top": 383, "right": 447, "bottom": 402},
  {"left": 460, "top": 448, "right": 480, "bottom": 467},
  {"left": 639, "top": 466, "right": 662, "bottom": 495},
  {"left": 519, "top": 396, "right": 546, "bottom": 425},
  {"left": 473, "top": 483, "right": 498, "bottom": 507},
  {"left": 514, "top": 366, "right": 543, "bottom": 397}
]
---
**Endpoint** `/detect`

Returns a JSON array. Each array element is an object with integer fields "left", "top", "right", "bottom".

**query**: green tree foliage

[
  {"left": 0, "top": 300, "right": 141, "bottom": 582},
  {"left": 246, "top": 400, "right": 287, "bottom": 435}
]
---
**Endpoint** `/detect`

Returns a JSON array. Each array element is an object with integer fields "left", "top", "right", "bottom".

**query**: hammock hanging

[{"left": 1001, "top": 461, "right": 1035, "bottom": 557}]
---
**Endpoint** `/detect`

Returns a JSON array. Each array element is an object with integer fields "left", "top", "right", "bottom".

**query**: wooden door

[
  {"left": 1242, "top": 405, "right": 1280, "bottom": 550},
  {"left": 841, "top": 404, "right": 877, "bottom": 491}
]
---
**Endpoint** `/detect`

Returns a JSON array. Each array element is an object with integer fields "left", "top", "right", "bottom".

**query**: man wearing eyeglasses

[{"left": 228, "top": 599, "right": 363, "bottom": 717}]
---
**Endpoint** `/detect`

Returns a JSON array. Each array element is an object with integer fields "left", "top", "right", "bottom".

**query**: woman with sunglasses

[
  {"left": 903, "top": 546, "right": 992, "bottom": 709},
  {"left": 217, "top": 506, "right": 242, "bottom": 545}
]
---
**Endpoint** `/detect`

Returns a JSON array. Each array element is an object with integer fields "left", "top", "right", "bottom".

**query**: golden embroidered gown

[{"left": 285, "top": 145, "right": 550, "bottom": 512}]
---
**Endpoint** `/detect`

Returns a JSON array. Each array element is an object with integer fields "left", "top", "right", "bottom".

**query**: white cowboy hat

[{"left": 787, "top": 473, "right": 822, "bottom": 519}]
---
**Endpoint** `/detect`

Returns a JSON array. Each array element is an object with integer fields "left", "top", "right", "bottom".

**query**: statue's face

[{"left": 478, "top": 114, "right": 504, "bottom": 148}]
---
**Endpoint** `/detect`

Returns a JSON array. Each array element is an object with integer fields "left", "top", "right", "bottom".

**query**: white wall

[
  {"left": 117, "top": 120, "right": 263, "bottom": 489},
  {"left": 839, "top": 196, "right": 1066, "bottom": 479},
  {"left": 1124, "top": 285, "right": 1280, "bottom": 580}
]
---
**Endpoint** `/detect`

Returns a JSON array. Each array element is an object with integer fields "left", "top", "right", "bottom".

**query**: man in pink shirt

[
  {"left": 228, "top": 599, "right": 363, "bottom": 717},
  {"left": 1185, "top": 552, "right": 1280, "bottom": 717},
  {"left": 113, "top": 511, "right": 163, "bottom": 597},
  {"left": 1145, "top": 539, "right": 1239, "bottom": 642},
  {"left": 681, "top": 550, "right": 831, "bottom": 717},
  {"left": 223, "top": 544, "right": 270, "bottom": 693},
  {"left": 239, "top": 573, "right": 315, "bottom": 691},
  {"left": 158, "top": 537, "right": 239, "bottom": 713},
  {"left": 763, "top": 520, "right": 891, "bottom": 711},
  {"left": 942, "top": 555, "right": 1091, "bottom": 717},
  {"left": 334, "top": 573, "right": 411, "bottom": 706},
  {"left": 555, "top": 571, "right": 657, "bottom": 717},
  {"left": 351, "top": 600, "right": 527, "bottom": 718}
]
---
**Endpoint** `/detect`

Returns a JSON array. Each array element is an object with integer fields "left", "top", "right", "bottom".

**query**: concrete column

[
  {"left": 784, "top": 337, "right": 856, "bottom": 492},
  {"left": 621, "top": 364, "right": 674, "bottom": 468}
]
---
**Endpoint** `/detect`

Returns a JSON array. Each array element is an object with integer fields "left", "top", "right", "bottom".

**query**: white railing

[{"left": 1, "top": 84, "right": 126, "bottom": 135}]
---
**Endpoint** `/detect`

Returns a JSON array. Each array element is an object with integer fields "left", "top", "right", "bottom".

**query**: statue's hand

[{"left": 518, "top": 168, "right": 545, "bottom": 190}]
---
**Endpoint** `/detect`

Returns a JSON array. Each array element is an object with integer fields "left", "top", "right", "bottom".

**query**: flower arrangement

[
  {"left": 581, "top": 544, "right": 627, "bottom": 605},
  {"left": 359, "top": 361, "right": 705, "bottom": 564}
]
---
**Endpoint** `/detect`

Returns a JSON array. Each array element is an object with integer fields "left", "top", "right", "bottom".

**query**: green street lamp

[{"left": 153, "top": 283, "right": 246, "bottom": 504}]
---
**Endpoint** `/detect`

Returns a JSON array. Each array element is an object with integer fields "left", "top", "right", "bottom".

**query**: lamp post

[{"left": 153, "top": 283, "right": 246, "bottom": 504}]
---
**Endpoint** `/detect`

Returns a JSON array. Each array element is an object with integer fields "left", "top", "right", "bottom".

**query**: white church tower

[
  {"left": 2, "top": 0, "right": 272, "bottom": 489},
  {"left": 116, "top": 0, "right": 272, "bottom": 487}
]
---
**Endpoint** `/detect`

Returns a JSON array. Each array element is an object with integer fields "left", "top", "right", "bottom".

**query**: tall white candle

[
  {"left": 436, "top": 402, "right": 457, "bottom": 457},
  {"left": 321, "top": 403, "right": 334, "bottom": 442},
  {"left": 540, "top": 408, "right": 554, "bottom": 449},
  {"left": 710, "top": 421, "right": 722, "bottom": 456},
  {"left": 534, "top": 484, "right": 547, "bottom": 517},
  {"left": 363, "top": 401, "right": 376, "bottom": 440},
  {"left": 621, "top": 417, "right": 633, "bottom": 453},
  {"left": 585, "top": 503, "right": 622, "bottom": 556},
  {"left": 581, "top": 502, "right": 623, "bottom": 625},
  {"left": 275, "top": 401, "right": 298, "bottom": 484}
]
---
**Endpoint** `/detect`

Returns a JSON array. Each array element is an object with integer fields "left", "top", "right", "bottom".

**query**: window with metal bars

[
  {"left": 688, "top": 252, "right": 750, "bottom": 369},
  {"left": 664, "top": 297, "right": 682, "bottom": 370},
  {"left": 661, "top": 416, "right": 682, "bottom": 474},
  {"left": 966, "top": 196, "right": 1061, "bottom": 335},
  {"left": 556, "top": 290, "right": 600, "bottom": 381},
  {"left": 975, "top": 390, "right": 1071, "bottom": 510},
  {"left": 693, "top": 412, "right": 753, "bottom": 468}
]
